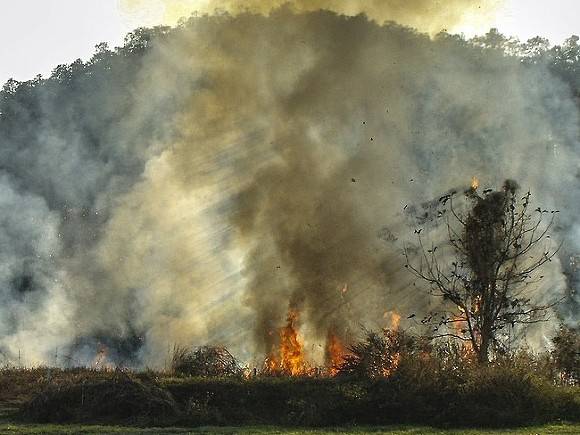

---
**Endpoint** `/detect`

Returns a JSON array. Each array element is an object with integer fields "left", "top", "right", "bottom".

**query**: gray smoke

[{"left": 0, "top": 8, "right": 578, "bottom": 367}]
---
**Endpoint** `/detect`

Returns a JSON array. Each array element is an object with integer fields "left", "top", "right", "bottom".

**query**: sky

[{"left": 0, "top": 0, "right": 578, "bottom": 86}]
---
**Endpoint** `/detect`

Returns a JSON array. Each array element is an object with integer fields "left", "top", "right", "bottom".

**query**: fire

[
  {"left": 326, "top": 330, "right": 348, "bottom": 376},
  {"left": 92, "top": 343, "right": 113, "bottom": 370},
  {"left": 451, "top": 313, "right": 465, "bottom": 336},
  {"left": 451, "top": 312, "right": 475, "bottom": 358},
  {"left": 266, "top": 309, "right": 308, "bottom": 376},
  {"left": 382, "top": 351, "right": 402, "bottom": 378},
  {"left": 390, "top": 312, "right": 401, "bottom": 330},
  {"left": 471, "top": 176, "right": 480, "bottom": 190},
  {"left": 264, "top": 309, "right": 404, "bottom": 378},
  {"left": 379, "top": 328, "right": 403, "bottom": 378},
  {"left": 279, "top": 310, "right": 307, "bottom": 375},
  {"left": 379, "top": 312, "right": 402, "bottom": 377},
  {"left": 265, "top": 354, "right": 279, "bottom": 373},
  {"left": 384, "top": 311, "right": 401, "bottom": 330}
]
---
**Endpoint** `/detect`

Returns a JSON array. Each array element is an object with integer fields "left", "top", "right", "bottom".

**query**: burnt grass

[{"left": 0, "top": 364, "right": 578, "bottom": 428}]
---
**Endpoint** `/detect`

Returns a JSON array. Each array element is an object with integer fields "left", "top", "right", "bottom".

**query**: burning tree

[{"left": 405, "top": 179, "right": 561, "bottom": 363}]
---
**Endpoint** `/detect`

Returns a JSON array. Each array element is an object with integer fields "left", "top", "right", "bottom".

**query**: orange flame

[
  {"left": 266, "top": 309, "right": 308, "bottom": 376},
  {"left": 390, "top": 312, "right": 401, "bottom": 330},
  {"left": 451, "top": 311, "right": 475, "bottom": 358},
  {"left": 471, "top": 176, "right": 479, "bottom": 190},
  {"left": 380, "top": 313, "right": 403, "bottom": 378},
  {"left": 384, "top": 311, "right": 401, "bottom": 330},
  {"left": 279, "top": 310, "right": 307, "bottom": 375},
  {"left": 326, "top": 330, "right": 348, "bottom": 376},
  {"left": 382, "top": 351, "right": 401, "bottom": 377}
]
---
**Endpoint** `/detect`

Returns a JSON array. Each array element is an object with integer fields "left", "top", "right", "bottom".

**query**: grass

[{"left": 0, "top": 423, "right": 578, "bottom": 434}]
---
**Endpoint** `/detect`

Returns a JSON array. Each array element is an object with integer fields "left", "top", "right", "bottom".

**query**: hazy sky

[{"left": 0, "top": 0, "right": 578, "bottom": 86}]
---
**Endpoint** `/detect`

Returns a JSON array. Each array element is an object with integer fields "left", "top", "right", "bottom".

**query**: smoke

[
  {"left": 120, "top": 0, "right": 500, "bottom": 34},
  {"left": 0, "top": 7, "right": 578, "bottom": 366}
]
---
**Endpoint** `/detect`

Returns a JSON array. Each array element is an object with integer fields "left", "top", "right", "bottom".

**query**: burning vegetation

[
  {"left": 265, "top": 309, "right": 309, "bottom": 376},
  {"left": 263, "top": 309, "right": 350, "bottom": 377},
  {"left": 325, "top": 330, "right": 348, "bottom": 376},
  {"left": 0, "top": 4, "right": 578, "bottom": 374},
  {"left": 260, "top": 308, "right": 408, "bottom": 378},
  {"left": 5, "top": 324, "right": 578, "bottom": 428}
]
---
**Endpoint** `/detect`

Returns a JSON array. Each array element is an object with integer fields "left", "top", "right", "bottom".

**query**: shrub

[
  {"left": 171, "top": 345, "right": 242, "bottom": 378},
  {"left": 22, "top": 371, "right": 179, "bottom": 425},
  {"left": 337, "top": 329, "right": 423, "bottom": 379},
  {"left": 552, "top": 325, "right": 580, "bottom": 384}
]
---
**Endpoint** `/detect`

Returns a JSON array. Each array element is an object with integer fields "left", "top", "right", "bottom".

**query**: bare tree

[{"left": 405, "top": 179, "right": 561, "bottom": 363}]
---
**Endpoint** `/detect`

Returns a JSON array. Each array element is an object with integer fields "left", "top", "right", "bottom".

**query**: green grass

[{"left": 0, "top": 424, "right": 578, "bottom": 434}]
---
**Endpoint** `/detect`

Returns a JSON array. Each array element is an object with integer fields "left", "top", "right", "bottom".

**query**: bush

[
  {"left": 22, "top": 371, "right": 179, "bottom": 425},
  {"left": 18, "top": 365, "right": 579, "bottom": 427},
  {"left": 337, "top": 329, "right": 426, "bottom": 379},
  {"left": 15, "top": 333, "right": 580, "bottom": 428},
  {"left": 171, "top": 345, "right": 242, "bottom": 378},
  {"left": 552, "top": 325, "right": 580, "bottom": 384}
]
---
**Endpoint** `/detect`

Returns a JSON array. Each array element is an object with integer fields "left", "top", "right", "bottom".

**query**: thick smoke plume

[
  {"left": 120, "top": 0, "right": 500, "bottom": 34},
  {"left": 0, "top": 6, "right": 578, "bottom": 366}
]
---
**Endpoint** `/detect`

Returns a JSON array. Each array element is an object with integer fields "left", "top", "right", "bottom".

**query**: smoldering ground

[{"left": 0, "top": 5, "right": 578, "bottom": 366}]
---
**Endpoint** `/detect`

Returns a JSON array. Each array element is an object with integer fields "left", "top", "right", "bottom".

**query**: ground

[{"left": 0, "top": 424, "right": 578, "bottom": 434}]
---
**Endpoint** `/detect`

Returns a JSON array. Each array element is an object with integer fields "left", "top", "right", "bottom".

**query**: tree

[
  {"left": 405, "top": 180, "right": 561, "bottom": 363},
  {"left": 470, "top": 28, "right": 521, "bottom": 56},
  {"left": 552, "top": 325, "right": 580, "bottom": 384}
]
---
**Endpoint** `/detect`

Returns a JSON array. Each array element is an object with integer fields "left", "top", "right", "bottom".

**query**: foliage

[
  {"left": 0, "top": 16, "right": 578, "bottom": 432},
  {"left": 171, "top": 346, "right": 242, "bottom": 378},
  {"left": 22, "top": 371, "right": 179, "bottom": 425},
  {"left": 7, "top": 343, "right": 578, "bottom": 428},
  {"left": 552, "top": 325, "right": 580, "bottom": 384},
  {"left": 337, "top": 329, "right": 428, "bottom": 379}
]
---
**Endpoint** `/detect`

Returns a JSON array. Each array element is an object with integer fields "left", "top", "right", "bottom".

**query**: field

[{"left": 0, "top": 423, "right": 579, "bottom": 435}]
